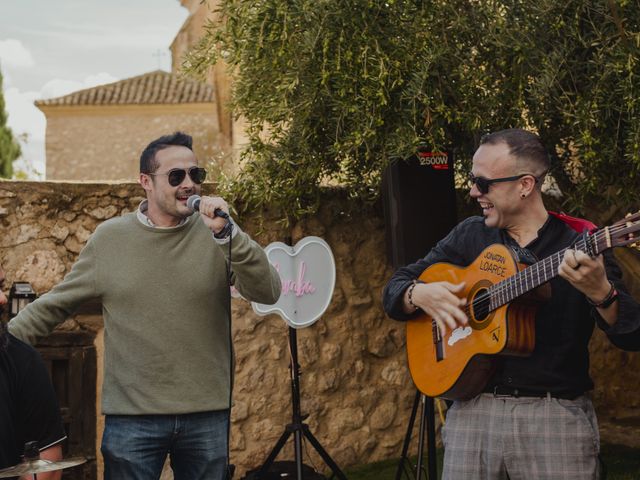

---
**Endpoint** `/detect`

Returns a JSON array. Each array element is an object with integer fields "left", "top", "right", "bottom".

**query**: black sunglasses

[
  {"left": 148, "top": 167, "right": 207, "bottom": 187},
  {"left": 469, "top": 173, "right": 537, "bottom": 194}
]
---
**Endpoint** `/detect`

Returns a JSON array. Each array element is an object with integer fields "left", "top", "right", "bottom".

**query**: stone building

[
  {"left": 170, "top": 0, "right": 250, "bottom": 166},
  {"left": 36, "top": 0, "right": 248, "bottom": 182},
  {"left": 36, "top": 70, "right": 223, "bottom": 181}
]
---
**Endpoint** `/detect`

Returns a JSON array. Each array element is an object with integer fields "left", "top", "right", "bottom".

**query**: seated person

[{"left": 0, "top": 264, "right": 66, "bottom": 479}]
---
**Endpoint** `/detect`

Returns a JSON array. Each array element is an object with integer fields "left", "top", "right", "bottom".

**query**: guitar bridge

[{"left": 432, "top": 320, "right": 444, "bottom": 361}]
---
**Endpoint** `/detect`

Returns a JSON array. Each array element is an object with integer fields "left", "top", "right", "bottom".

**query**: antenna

[{"left": 152, "top": 49, "right": 167, "bottom": 70}]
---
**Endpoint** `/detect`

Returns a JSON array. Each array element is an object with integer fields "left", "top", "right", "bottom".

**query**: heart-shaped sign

[{"left": 252, "top": 236, "right": 335, "bottom": 328}]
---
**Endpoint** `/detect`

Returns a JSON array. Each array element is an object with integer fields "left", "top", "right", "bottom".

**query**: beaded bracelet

[
  {"left": 407, "top": 280, "right": 422, "bottom": 311},
  {"left": 586, "top": 281, "right": 618, "bottom": 309}
]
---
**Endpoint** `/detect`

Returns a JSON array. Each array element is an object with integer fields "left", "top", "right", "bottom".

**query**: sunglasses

[
  {"left": 148, "top": 167, "right": 207, "bottom": 187},
  {"left": 469, "top": 173, "right": 537, "bottom": 195}
]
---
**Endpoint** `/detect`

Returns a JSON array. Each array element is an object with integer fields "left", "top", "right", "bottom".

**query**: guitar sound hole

[{"left": 472, "top": 288, "right": 490, "bottom": 322}]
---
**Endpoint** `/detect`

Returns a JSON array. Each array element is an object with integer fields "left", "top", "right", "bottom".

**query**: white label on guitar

[{"left": 448, "top": 326, "right": 473, "bottom": 346}]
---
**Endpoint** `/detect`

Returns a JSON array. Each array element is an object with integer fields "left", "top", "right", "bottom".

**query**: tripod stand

[
  {"left": 395, "top": 390, "right": 438, "bottom": 480},
  {"left": 255, "top": 327, "right": 347, "bottom": 480}
]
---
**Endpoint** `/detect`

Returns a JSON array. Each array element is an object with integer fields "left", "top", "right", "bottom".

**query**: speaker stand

[
  {"left": 395, "top": 390, "right": 438, "bottom": 480},
  {"left": 256, "top": 327, "right": 347, "bottom": 480}
]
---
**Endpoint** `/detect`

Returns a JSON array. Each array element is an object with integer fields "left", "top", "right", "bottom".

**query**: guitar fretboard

[
  {"left": 452, "top": 213, "right": 639, "bottom": 327},
  {"left": 488, "top": 234, "right": 597, "bottom": 311}
]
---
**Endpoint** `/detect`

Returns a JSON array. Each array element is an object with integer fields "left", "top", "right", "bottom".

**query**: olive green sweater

[{"left": 9, "top": 213, "right": 281, "bottom": 414}]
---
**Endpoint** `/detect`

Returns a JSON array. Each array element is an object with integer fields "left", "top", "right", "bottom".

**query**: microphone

[{"left": 187, "top": 195, "right": 229, "bottom": 219}]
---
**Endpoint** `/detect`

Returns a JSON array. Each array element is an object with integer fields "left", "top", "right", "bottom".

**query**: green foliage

[
  {"left": 185, "top": 0, "right": 640, "bottom": 219},
  {"left": 497, "top": 0, "right": 640, "bottom": 215},
  {"left": 0, "top": 68, "right": 21, "bottom": 178}
]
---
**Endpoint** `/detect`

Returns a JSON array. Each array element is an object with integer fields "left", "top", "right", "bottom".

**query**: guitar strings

[
  {"left": 480, "top": 228, "right": 608, "bottom": 309},
  {"left": 437, "top": 219, "right": 636, "bottom": 333},
  {"left": 477, "top": 221, "right": 635, "bottom": 312},
  {"left": 468, "top": 240, "right": 585, "bottom": 314},
  {"left": 463, "top": 224, "right": 628, "bottom": 317}
]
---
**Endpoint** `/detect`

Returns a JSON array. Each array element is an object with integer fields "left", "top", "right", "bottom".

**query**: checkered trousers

[{"left": 441, "top": 393, "right": 600, "bottom": 479}]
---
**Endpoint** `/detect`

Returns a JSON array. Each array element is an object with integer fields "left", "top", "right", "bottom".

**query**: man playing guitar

[{"left": 383, "top": 128, "right": 640, "bottom": 479}]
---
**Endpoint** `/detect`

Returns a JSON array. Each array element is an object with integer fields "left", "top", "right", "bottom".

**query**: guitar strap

[
  {"left": 505, "top": 212, "right": 596, "bottom": 267},
  {"left": 548, "top": 211, "right": 597, "bottom": 233},
  {"left": 510, "top": 244, "right": 538, "bottom": 266}
]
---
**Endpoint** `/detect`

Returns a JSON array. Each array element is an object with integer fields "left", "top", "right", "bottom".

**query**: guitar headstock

[{"left": 605, "top": 211, "right": 640, "bottom": 251}]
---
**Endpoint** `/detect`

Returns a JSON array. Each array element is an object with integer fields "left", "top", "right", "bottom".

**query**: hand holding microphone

[
  {"left": 187, "top": 195, "right": 233, "bottom": 238},
  {"left": 187, "top": 195, "right": 229, "bottom": 219}
]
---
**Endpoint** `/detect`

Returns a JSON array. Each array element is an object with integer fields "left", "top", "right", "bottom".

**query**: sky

[{"left": 0, "top": 0, "right": 189, "bottom": 178}]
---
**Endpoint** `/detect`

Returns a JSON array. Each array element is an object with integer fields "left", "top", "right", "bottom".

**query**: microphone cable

[
  {"left": 222, "top": 216, "right": 235, "bottom": 480},
  {"left": 188, "top": 195, "right": 236, "bottom": 478}
]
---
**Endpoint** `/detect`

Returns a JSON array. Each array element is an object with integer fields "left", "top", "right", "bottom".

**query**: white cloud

[
  {"left": 40, "top": 72, "right": 119, "bottom": 99},
  {"left": 2, "top": 69, "right": 13, "bottom": 88},
  {"left": 4, "top": 72, "right": 119, "bottom": 179},
  {"left": 21, "top": 23, "right": 177, "bottom": 50},
  {"left": 0, "top": 38, "right": 35, "bottom": 68},
  {"left": 84, "top": 72, "right": 120, "bottom": 88},
  {"left": 39, "top": 79, "right": 82, "bottom": 101},
  {"left": 4, "top": 87, "right": 45, "bottom": 140},
  {"left": 12, "top": 138, "right": 45, "bottom": 180},
  {"left": 3, "top": 87, "right": 45, "bottom": 178}
]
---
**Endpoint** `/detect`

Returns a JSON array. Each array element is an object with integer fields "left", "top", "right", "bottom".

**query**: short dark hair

[
  {"left": 140, "top": 132, "right": 193, "bottom": 174},
  {"left": 480, "top": 129, "right": 550, "bottom": 176}
]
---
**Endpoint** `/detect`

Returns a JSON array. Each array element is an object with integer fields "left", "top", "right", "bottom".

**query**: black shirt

[
  {"left": 383, "top": 214, "right": 640, "bottom": 395},
  {"left": 0, "top": 333, "right": 66, "bottom": 472}
]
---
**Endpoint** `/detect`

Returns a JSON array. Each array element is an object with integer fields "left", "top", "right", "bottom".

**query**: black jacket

[{"left": 383, "top": 214, "right": 640, "bottom": 395}]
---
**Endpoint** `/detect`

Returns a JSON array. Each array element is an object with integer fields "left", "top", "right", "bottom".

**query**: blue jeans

[{"left": 101, "top": 410, "right": 229, "bottom": 480}]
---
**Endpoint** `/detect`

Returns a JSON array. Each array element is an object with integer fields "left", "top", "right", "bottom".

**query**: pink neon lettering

[{"left": 272, "top": 261, "right": 316, "bottom": 297}]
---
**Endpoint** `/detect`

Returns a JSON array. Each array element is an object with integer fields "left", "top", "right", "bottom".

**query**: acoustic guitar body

[{"left": 406, "top": 244, "right": 537, "bottom": 400}]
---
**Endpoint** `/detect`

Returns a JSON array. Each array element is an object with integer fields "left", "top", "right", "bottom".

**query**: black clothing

[
  {"left": 383, "top": 214, "right": 640, "bottom": 396},
  {"left": 0, "top": 333, "right": 66, "bottom": 471}
]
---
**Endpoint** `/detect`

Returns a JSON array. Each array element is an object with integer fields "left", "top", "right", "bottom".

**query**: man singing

[{"left": 9, "top": 132, "right": 281, "bottom": 480}]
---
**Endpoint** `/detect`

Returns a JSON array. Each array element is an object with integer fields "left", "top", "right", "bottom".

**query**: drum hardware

[{"left": 0, "top": 441, "right": 86, "bottom": 479}]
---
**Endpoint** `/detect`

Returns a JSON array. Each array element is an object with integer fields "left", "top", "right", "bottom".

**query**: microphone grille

[{"left": 186, "top": 195, "right": 200, "bottom": 211}]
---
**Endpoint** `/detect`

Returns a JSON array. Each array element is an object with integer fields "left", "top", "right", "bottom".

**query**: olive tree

[{"left": 186, "top": 0, "right": 640, "bottom": 220}]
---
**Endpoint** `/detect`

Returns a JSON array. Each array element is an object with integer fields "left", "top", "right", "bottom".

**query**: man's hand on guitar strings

[
  {"left": 406, "top": 281, "right": 468, "bottom": 337},
  {"left": 559, "top": 249, "right": 611, "bottom": 302}
]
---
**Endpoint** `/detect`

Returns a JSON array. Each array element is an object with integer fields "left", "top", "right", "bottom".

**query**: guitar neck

[{"left": 489, "top": 229, "right": 605, "bottom": 310}]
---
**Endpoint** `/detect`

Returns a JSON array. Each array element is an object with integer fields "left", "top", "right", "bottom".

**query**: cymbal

[{"left": 0, "top": 457, "right": 86, "bottom": 478}]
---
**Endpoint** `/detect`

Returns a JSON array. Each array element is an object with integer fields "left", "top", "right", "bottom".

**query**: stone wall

[
  {"left": 0, "top": 180, "right": 417, "bottom": 477},
  {"left": 39, "top": 104, "right": 222, "bottom": 181},
  {"left": 1, "top": 180, "right": 639, "bottom": 477}
]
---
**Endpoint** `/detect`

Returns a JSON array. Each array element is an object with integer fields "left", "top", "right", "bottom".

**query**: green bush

[{"left": 185, "top": 0, "right": 640, "bottom": 221}]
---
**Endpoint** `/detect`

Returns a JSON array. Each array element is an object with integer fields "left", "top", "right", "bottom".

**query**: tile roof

[{"left": 35, "top": 70, "right": 215, "bottom": 107}]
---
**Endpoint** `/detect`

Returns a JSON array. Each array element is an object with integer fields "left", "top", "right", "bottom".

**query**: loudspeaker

[{"left": 382, "top": 149, "right": 458, "bottom": 270}]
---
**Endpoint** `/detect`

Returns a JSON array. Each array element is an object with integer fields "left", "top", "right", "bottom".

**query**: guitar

[{"left": 407, "top": 212, "right": 640, "bottom": 400}]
